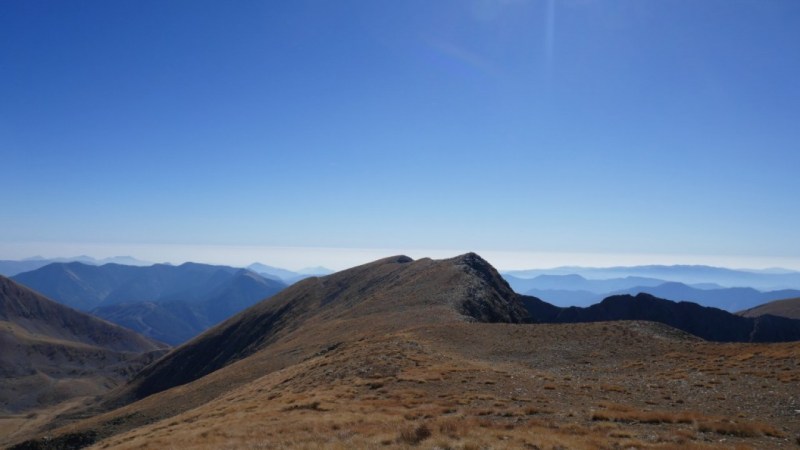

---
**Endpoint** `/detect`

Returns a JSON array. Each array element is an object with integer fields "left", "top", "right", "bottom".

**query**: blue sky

[{"left": 2, "top": 0, "right": 799, "bottom": 270}]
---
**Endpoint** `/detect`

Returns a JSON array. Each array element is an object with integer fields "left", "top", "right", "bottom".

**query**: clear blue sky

[{"left": 2, "top": 0, "right": 799, "bottom": 269}]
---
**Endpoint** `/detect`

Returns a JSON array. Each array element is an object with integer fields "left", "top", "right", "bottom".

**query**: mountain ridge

[
  {"left": 519, "top": 293, "right": 800, "bottom": 342},
  {"left": 99, "top": 253, "right": 527, "bottom": 409}
]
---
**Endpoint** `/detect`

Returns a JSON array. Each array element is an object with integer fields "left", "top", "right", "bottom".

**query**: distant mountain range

[
  {"left": 12, "top": 262, "right": 286, "bottom": 345},
  {"left": 0, "top": 256, "right": 333, "bottom": 284},
  {"left": 246, "top": 262, "right": 333, "bottom": 284},
  {"left": 504, "top": 265, "right": 800, "bottom": 291},
  {"left": 503, "top": 273, "right": 800, "bottom": 311},
  {"left": 0, "top": 276, "right": 166, "bottom": 414},
  {"left": 0, "top": 256, "right": 152, "bottom": 277}
]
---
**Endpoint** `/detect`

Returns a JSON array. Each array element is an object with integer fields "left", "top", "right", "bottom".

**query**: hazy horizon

[
  {"left": 3, "top": 242, "right": 800, "bottom": 273},
  {"left": 3, "top": 1, "right": 798, "bottom": 272}
]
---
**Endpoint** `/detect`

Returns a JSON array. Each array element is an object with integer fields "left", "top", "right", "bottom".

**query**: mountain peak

[
  {"left": 374, "top": 254, "right": 414, "bottom": 265},
  {"left": 111, "top": 253, "right": 528, "bottom": 405},
  {"left": 448, "top": 252, "right": 500, "bottom": 280},
  {"left": 449, "top": 251, "right": 485, "bottom": 264}
]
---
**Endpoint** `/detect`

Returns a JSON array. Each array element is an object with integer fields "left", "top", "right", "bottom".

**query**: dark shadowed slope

[
  {"left": 739, "top": 297, "right": 800, "bottom": 320},
  {"left": 519, "top": 293, "right": 800, "bottom": 342},
  {"left": 0, "top": 276, "right": 167, "bottom": 415},
  {"left": 611, "top": 282, "right": 800, "bottom": 312}
]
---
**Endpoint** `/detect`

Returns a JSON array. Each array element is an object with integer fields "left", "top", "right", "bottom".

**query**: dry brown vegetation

[{"left": 41, "top": 321, "right": 794, "bottom": 449}]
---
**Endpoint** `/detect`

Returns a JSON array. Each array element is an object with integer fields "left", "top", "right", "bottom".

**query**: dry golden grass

[{"left": 61, "top": 321, "right": 798, "bottom": 450}]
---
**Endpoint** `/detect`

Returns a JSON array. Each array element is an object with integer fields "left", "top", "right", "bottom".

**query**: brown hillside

[
  {"left": 0, "top": 276, "right": 167, "bottom": 353},
  {"left": 108, "top": 253, "right": 527, "bottom": 407},
  {"left": 9, "top": 255, "right": 800, "bottom": 449},
  {"left": 0, "top": 276, "right": 168, "bottom": 445},
  {"left": 739, "top": 297, "right": 800, "bottom": 320}
]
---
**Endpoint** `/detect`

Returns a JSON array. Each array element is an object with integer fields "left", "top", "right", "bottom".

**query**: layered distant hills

[
  {"left": 503, "top": 271, "right": 800, "bottom": 311},
  {"left": 504, "top": 265, "right": 800, "bottom": 291},
  {"left": 0, "top": 256, "right": 152, "bottom": 277},
  {"left": 0, "top": 276, "right": 166, "bottom": 415},
  {"left": 12, "top": 262, "right": 286, "bottom": 345},
  {"left": 246, "top": 262, "right": 333, "bottom": 284}
]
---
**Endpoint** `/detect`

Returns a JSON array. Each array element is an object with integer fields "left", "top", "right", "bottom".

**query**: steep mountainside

[
  {"left": 739, "top": 297, "right": 800, "bottom": 320},
  {"left": 12, "top": 263, "right": 286, "bottom": 344},
  {"left": 0, "top": 276, "right": 167, "bottom": 417},
  {"left": 10, "top": 254, "right": 800, "bottom": 450}
]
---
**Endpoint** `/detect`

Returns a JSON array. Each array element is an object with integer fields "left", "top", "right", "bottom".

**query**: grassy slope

[{"left": 88, "top": 321, "right": 799, "bottom": 449}]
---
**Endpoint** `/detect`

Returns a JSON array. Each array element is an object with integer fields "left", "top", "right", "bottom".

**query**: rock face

[
  {"left": 0, "top": 276, "right": 167, "bottom": 413},
  {"left": 446, "top": 253, "right": 529, "bottom": 323}
]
